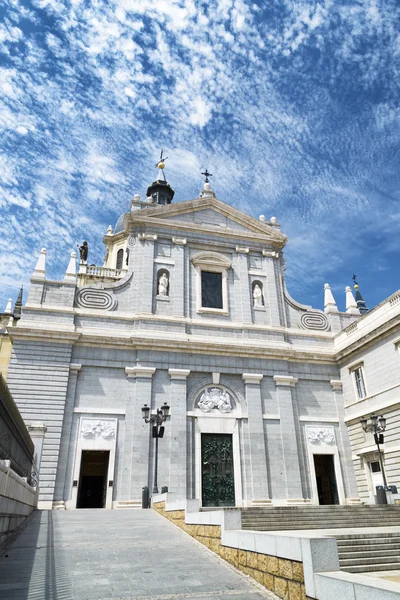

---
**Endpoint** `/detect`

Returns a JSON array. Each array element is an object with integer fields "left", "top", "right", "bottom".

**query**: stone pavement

[{"left": 0, "top": 509, "right": 278, "bottom": 600}]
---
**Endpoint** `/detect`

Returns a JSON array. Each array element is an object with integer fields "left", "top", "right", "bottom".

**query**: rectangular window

[
  {"left": 353, "top": 366, "right": 366, "bottom": 399},
  {"left": 201, "top": 271, "right": 223, "bottom": 309}
]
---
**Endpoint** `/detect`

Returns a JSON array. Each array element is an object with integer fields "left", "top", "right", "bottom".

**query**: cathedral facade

[{"left": 6, "top": 176, "right": 363, "bottom": 510}]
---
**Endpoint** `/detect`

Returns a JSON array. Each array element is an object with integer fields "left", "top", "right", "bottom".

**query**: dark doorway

[
  {"left": 77, "top": 450, "right": 109, "bottom": 509},
  {"left": 201, "top": 433, "right": 235, "bottom": 507},
  {"left": 314, "top": 454, "right": 339, "bottom": 505}
]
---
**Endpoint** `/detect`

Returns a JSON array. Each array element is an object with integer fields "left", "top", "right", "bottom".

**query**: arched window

[
  {"left": 116, "top": 249, "right": 124, "bottom": 270},
  {"left": 252, "top": 280, "right": 264, "bottom": 307},
  {"left": 157, "top": 269, "right": 169, "bottom": 297}
]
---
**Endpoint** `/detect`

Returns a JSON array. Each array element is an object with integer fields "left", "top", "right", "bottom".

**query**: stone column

[
  {"left": 168, "top": 369, "right": 190, "bottom": 498},
  {"left": 137, "top": 234, "right": 157, "bottom": 315},
  {"left": 125, "top": 366, "right": 156, "bottom": 500},
  {"left": 171, "top": 238, "right": 186, "bottom": 318},
  {"left": 242, "top": 373, "right": 270, "bottom": 502},
  {"left": 236, "top": 247, "right": 252, "bottom": 324},
  {"left": 273, "top": 375, "right": 303, "bottom": 501},
  {"left": 53, "top": 363, "right": 81, "bottom": 509},
  {"left": 262, "top": 252, "right": 282, "bottom": 327},
  {"left": 330, "top": 379, "right": 359, "bottom": 502}
]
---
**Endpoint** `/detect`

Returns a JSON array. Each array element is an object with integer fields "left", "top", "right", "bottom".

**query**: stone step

[
  {"left": 338, "top": 542, "right": 400, "bottom": 552},
  {"left": 340, "top": 555, "right": 400, "bottom": 567},
  {"left": 336, "top": 532, "right": 400, "bottom": 540},
  {"left": 242, "top": 506, "right": 400, "bottom": 512},
  {"left": 339, "top": 548, "right": 400, "bottom": 560},
  {"left": 337, "top": 538, "right": 400, "bottom": 547},
  {"left": 242, "top": 520, "right": 400, "bottom": 529},
  {"left": 343, "top": 562, "right": 400, "bottom": 573},
  {"left": 114, "top": 501, "right": 141, "bottom": 509}
]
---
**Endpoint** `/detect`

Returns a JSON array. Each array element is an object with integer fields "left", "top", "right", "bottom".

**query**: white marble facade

[{"left": 6, "top": 186, "right": 371, "bottom": 509}]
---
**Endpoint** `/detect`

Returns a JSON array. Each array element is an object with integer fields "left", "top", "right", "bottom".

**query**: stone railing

[
  {"left": 81, "top": 265, "right": 125, "bottom": 279},
  {"left": 0, "top": 375, "right": 36, "bottom": 486}
]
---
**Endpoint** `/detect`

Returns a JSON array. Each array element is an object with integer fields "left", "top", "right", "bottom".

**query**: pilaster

[
  {"left": 273, "top": 375, "right": 304, "bottom": 502},
  {"left": 330, "top": 379, "right": 359, "bottom": 502},
  {"left": 125, "top": 366, "right": 156, "bottom": 500},
  {"left": 171, "top": 239, "right": 186, "bottom": 318},
  {"left": 262, "top": 253, "right": 282, "bottom": 327},
  {"left": 168, "top": 369, "right": 190, "bottom": 498},
  {"left": 54, "top": 363, "right": 82, "bottom": 508},
  {"left": 138, "top": 237, "right": 156, "bottom": 314},
  {"left": 242, "top": 373, "right": 270, "bottom": 502},
  {"left": 236, "top": 249, "right": 252, "bottom": 324}
]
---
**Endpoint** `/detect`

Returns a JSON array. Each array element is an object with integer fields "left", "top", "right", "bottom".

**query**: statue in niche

[
  {"left": 253, "top": 283, "right": 263, "bottom": 307},
  {"left": 158, "top": 271, "right": 169, "bottom": 296},
  {"left": 78, "top": 241, "right": 88, "bottom": 262}
]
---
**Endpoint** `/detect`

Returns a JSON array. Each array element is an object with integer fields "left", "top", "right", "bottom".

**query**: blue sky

[{"left": 1, "top": 0, "right": 399, "bottom": 313}]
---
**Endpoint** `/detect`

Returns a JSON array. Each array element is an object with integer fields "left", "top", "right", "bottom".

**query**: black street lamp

[
  {"left": 360, "top": 413, "right": 388, "bottom": 502},
  {"left": 141, "top": 402, "right": 170, "bottom": 494}
]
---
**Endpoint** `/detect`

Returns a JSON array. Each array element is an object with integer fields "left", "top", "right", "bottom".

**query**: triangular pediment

[{"left": 129, "top": 196, "right": 287, "bottom": 246}]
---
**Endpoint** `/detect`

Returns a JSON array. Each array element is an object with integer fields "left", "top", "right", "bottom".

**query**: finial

[
  {"left": 106, "top": 225, "right": 113, "bottom": 236},
  {"left": 352, "top": 274, "right": 368, "bottom": 314},
  {"left": 65, "top": 251, "right": 77, "bottom": 281},
  {"left": 201, "top": 169, "right": 213, "bottom": 183},
  {"left": 14, "top": 286, "right": 23, "bottom": 320},
  {"left": 345, "top": 286, "right": 360, "bottom": 315},
  {"left": 324, "top": 283, "right": 338, "bottom": 313},
  {"left": 259, "top": 215, "right": 266, "bottom": 222},
  {"left": 4, "top": 298, "right": 12, "bottom": 314},
  {"left": 33, "top": 248, "right": 47, "bottom": 280}
]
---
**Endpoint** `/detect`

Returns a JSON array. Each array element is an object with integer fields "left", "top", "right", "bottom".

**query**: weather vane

[
  {"left": 352, "top": 274, "right": 358, "bottom": 286},
  {"left": 201, "top": 169, "right": 213, "bottom": 183}
]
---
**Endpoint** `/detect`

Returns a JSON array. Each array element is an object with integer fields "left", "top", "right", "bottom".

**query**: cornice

[{"left": 335, "top": 313, "right": 400, "bottom": 363}]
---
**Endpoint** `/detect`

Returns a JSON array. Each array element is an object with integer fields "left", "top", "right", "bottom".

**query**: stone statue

[
  {"left": 158, "top": 272, "right": 169, "bottom": 296},
  {"left": 253, "top": 283, "right": 263, "bottom": 307},
  {"left": 78, "top": 241, "right": 88, "bottom": 262}
]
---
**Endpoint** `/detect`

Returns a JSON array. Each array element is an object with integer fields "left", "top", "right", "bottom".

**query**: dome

[{"left": 114, "top": 212, "right": 128, "bottom": 234}]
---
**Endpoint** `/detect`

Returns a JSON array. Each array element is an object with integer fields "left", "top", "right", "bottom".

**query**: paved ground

[{"left": 0, "top": 510, "right": 277, "bottom": 600}]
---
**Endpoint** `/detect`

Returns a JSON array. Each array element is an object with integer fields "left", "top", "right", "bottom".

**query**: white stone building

[
  {"left": 335, "top": 291, "right": 400, "bottom": 503},
  {"left": 5, "top": 170, "right": 396, "bottom": 511}
]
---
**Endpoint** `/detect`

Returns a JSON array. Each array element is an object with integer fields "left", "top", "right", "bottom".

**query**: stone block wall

[
  {"left": 153, "top": 502, "right": 311, "bottom": 600},
  {"left": 0, "top": 460, "right": 37, "bottom": 549}
]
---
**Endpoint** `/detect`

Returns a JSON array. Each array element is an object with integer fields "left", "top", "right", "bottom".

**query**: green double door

[{"left": 201, "top": 433, "right": 235, "bottom": 507}]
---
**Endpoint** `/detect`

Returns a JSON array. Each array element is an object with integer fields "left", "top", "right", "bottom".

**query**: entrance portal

[
  {"left": 314, "top": 454, "right": 339, "bottom": 505},
  {"left": 201, "top": 433, "right": 235, "bottom": 507},
  {"left": 77, "top": 450, "right": 109, "bottom": 509}
]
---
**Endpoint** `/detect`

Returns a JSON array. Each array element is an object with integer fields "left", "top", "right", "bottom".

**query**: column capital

[
  {"left": 330, "top": 379, "right": 343, "bottom": 391},
  {"left": 168, "top": 368, "right": 190, "bottom": 380},
  {"left": 242, "top": 373, "right": 263, "bottom": 384},
  {"left": 273, "top": 375, "right": 298, "bottom": 387},
  {"left": 236, "top": 246, "right": 249, "bottom": 254},
  {"left": 172, "top": 237, "right": 187, "bottom": 245},
  {"left": 262, "top": 249, "right": 280, "bottom": 258},
  {"left": 27, "top": 422, "right": 47, "bottom": 436},
  {"left": 138, "top": 233, "right": 158, "bottom": 242},
  {"left": 125, "top": 366, "right": 156, "bottom": 378},
  {"left": 69, "top": 363, "right": 82, "bottom": 374}
]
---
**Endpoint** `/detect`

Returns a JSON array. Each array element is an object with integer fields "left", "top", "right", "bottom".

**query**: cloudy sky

[{"left": 1, "top": 0, "right": 399, "bottom": 313}]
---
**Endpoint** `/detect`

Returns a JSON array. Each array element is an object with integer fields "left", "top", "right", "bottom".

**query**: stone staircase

[
  {"left": 336, "top": 532, "right": 400, "bottom": 573},
  {"left": 241, "top": 505, "right": 400, "bottom": 531}
]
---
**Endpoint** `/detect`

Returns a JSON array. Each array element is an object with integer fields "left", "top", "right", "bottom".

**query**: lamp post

[
  {"left": 360, "top": 413, "right": 388, "bottom": 502},
  {"left": 141, "top": 402, "right": 170, "bottom": 494}
]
